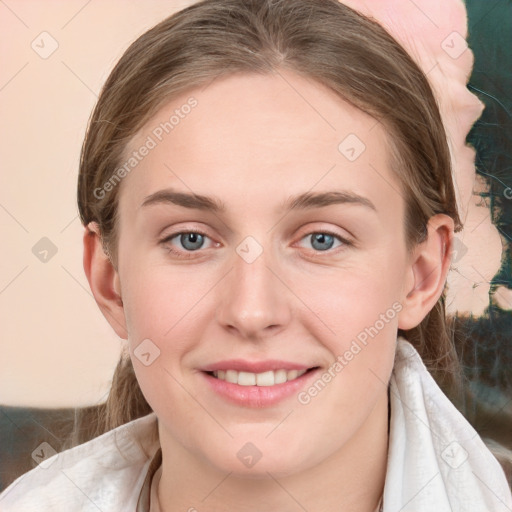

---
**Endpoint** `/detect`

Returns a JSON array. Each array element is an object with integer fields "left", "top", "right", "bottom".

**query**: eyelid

[
  {"left": 295, "top": 223, "right": 354, "bottom": 244},
  {"left": 160, "top": 228, "right": 217, "bottom": 247},
  {"left": 294, "top": 230, "right": 353, "bottom": 254}
]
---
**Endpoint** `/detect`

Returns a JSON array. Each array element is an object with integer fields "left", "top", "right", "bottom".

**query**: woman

[{"left": 1, "top": 0, "right": 510, "bottom": 510}]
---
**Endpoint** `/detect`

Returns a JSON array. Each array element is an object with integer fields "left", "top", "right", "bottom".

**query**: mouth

[
  {"left": 204, "top": 367, "right": 320, "bottom": 386},
  {"left": 200, "top": 365, "right": 322, "bottom": 408}
]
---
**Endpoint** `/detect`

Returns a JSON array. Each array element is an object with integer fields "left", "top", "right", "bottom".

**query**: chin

[{"left": 197, "top": 436, "right": 315, "bottom": 479}]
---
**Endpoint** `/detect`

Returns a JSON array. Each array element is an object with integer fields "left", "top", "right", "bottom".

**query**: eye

[
  {"left": 297, "top": 231, "right": 351, "bottom": 253},
  {"left": 160, "top": 229, "right": 216, "bottom": 258},
  {"left": 160, "top": 228, "right": 351, "bottom": 259}
]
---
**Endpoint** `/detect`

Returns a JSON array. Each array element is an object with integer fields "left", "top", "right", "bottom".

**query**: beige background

[{"left": 0, "top": 1, "right": 507, "bottom": 407}]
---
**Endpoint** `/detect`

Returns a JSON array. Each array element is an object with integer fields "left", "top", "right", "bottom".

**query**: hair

[{"left": 71, "top": 0, "right": 465, "bottom": 445}]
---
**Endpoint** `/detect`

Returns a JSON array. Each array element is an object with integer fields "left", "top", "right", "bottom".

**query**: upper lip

[{"left": 201, "top": 359, "right": 317, "bottom": 373}]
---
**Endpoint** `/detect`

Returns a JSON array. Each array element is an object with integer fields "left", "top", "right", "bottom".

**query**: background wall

[
  {"left": 0, "top": 1, "right": 196, "bottom": 407},
  {"left": 0, "top": 0, "right": 510, "bottom": 409}
]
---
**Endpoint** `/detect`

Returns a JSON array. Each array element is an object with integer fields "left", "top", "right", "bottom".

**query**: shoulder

[{"left": 0, "top": 412, "right": 159, "bottom": 512}]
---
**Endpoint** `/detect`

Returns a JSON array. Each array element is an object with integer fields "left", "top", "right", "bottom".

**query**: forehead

[{"left": 118, "top": 70, "right": 404, "bottom": 220}]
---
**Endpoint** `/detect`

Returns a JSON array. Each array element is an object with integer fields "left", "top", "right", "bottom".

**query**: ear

[
  {"left": 397, "top": 214, "right": 455, "bottom": 330},
  {"left": 83, "top": 222, "right": 128, "bottom": 339}
]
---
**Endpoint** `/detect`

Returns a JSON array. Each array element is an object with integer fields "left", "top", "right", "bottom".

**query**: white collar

[{"left": 383, "top": 337, "right": 512, "bottom": 510}]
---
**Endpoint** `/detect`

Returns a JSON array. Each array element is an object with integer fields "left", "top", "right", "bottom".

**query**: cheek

[
  {"left": 290, "top": 256, "right": 403, "bottom": 394},
  {"left": 120, "top": 256, "right": 208, "bottom": 343},
  {"left": 289, "top": 269, "right": 398, "bottom": 469},
  {"left": 292, "top": 255, "right": 404, "bottom": 340},
  {"left": 120, "top": 263, "right": 206, "bottom": 430},
  {"left": 293, "top": 266, "right": 399, "bottom": 429}
]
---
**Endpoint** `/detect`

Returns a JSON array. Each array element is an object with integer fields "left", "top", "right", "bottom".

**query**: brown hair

[{"left": 73, "top": 0, "right": 463, "bottom": 445}]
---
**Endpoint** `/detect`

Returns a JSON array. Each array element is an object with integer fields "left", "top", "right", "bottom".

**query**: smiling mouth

[{"left": 204, "top": 367, "right": 319, "bottom": 386}]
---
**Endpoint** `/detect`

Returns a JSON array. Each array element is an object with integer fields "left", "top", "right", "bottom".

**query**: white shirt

[{"left": 1, "top": 337, "right": 511, "bottom": 511}]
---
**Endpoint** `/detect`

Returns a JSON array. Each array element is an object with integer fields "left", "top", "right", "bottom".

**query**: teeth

[
  {"left": 256, "top": 371, "right": 275, "bottom": 386},
  {"left": 238, "top": 371, "right": 256, "bottom": 386},
  {"left": 274, "top": 369, "right": 287, "bottom": 384},
  {"left": 225, "top": 370, "right": 237, "bottom": 384},
  {"left": 212, "top": 368, "right": 308, "bottom": 386}
]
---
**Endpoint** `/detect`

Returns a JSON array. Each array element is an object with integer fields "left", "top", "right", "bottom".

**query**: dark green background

[{"left": 454, "top": 0, "right": 512, "bottom": 445}]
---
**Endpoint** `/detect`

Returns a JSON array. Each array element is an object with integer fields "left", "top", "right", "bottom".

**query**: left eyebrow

[{"left": 140, "top": 188, "right": 376, "bottom": 214}]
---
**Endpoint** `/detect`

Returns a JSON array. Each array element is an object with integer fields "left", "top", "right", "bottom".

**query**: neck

[{"left": 156, "top": 391, "right": 388, "bottom": 512}]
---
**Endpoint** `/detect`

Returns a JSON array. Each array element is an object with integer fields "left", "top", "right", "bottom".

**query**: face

[{"left": 114, "top": 70, "right": 413, "bottom": 476}]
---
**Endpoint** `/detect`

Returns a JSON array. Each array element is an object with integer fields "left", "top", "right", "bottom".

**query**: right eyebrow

[{"left": 141, "top": 188, "right": 226, "bottom": 213}]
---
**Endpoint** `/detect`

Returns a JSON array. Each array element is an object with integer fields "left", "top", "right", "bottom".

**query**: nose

[{"left": 215, "top": 243, "right": 292, "bottom": 341}]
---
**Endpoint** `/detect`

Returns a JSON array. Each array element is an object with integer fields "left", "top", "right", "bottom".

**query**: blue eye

[
  {"left": 301, "top": 231, "right": 354, "bottom": 257},
  {"left": 161, "top": 230, "right": 213, "bottom": 258},
  {"left": 309, "top": 233, "right": 336, "bottom": 251},
  {"left": 175, "top": 232, "right": 205, "bottom": 251}
]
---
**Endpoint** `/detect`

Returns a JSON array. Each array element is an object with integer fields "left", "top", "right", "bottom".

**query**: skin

[{"left": 84, "top": 70, "right": 454, "bottom": 512}]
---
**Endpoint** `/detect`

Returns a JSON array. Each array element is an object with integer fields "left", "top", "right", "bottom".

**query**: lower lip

[{"left": 200, "top": 369, "right": 320, "bottom": 408}]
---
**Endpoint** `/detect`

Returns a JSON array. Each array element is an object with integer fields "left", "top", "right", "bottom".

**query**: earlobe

[
  {"left": 83, "top": 222, "right": 128, "bottom": 339},
  {"left": 397, "top": 214, "right": 454, "bottom": 330}
]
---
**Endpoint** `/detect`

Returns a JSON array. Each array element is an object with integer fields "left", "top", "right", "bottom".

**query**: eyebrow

[{"left": 141, "top": 188, "right": 376, "bottom": 213}]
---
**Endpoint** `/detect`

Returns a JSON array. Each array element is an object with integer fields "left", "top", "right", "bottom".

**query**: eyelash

[
  {"left": 160, "top": 229, "right": 216, "bottom": 260},
  {"left": 160, "top": 228, "right": 353, "bottom": 260}
]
